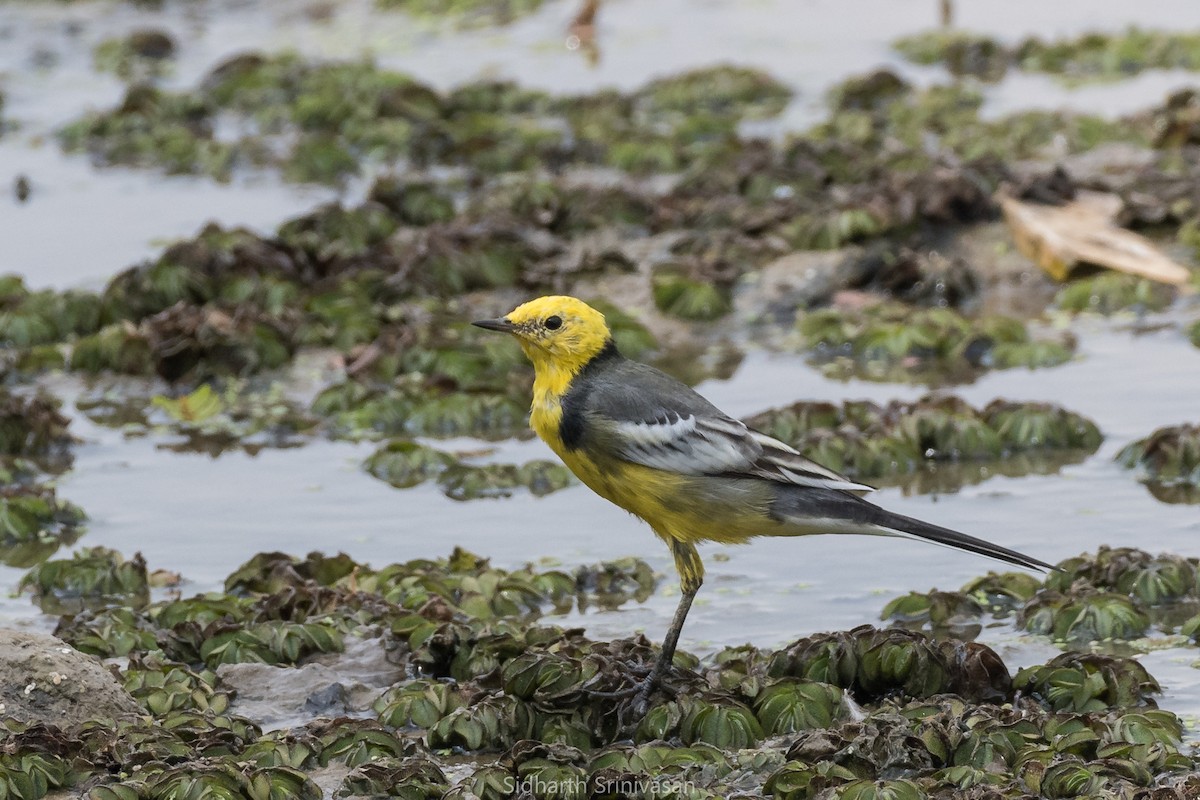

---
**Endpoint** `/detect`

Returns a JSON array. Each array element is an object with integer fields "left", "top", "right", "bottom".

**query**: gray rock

[{"left": 0, "top": 628, "right": 141, "bottom": 726}]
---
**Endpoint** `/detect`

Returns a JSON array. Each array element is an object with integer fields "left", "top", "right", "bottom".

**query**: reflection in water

[
  {"left": 885, "top": 449, "right": 1096, "bottom": 497},
  {"left": 566, "top": 0, "right": 601, "bottom": 67},
  {"left": 940, "top": 0, "right": 955, "bottom": 28}
]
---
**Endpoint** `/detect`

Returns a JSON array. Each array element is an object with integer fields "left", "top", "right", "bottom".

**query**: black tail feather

[
  {"left": 770, "top": 486, "right": 1055, "bottom": 572},
  {"left": 868, "top": 506, "right": 1054, "bottom": 573}
]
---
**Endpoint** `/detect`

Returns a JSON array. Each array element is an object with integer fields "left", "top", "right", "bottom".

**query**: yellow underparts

[{"left": 530, "top": 367, "right": 785, "bottom": 594}]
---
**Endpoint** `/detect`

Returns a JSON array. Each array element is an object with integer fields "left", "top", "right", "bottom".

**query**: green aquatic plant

[
  {"left": 196, "top": 621, "right": 344, "bottom": 667},
  {"left": 651, "top": 265, "right": 732, "bottom": 321},
  {"left": 363, "top": 441, "right": 574, "bottom": 498},
  {"left": 78, "top": 382, "right": 318, "bottom": 456},
  {"left": 315, "top": 381, "right": 529, "bottom": 442},
  {"left": 0, "top": 278, "right": 104, "bottom": 349},
  {"left": 19, "top": 546, "right": 150, "bottom": 615},
  {"left": 0, "top": 485, "right": 87, "bottom": 568},
  {"left": 59, "top": 84, "right": 241, "bottom": 180},
  {"left": 753, "top": 679, "right": 845, "bottom": 736},
  {"left": 795, "top": 302, "right": 1075, "bottom": 383},
  {"left": 437, "top": 460, "right": 575, "bottom": 500},
  {"left": 1116, "top": 423, "right": 1200, "bottom": 502},
  {"left": 374, "top": 680, "right": 466, "bottom": 729},
  {"left": 895, "top": 27, "right": 1200, "bottom": 83},
  {"left": 1055, "top": 273, "right": 1177, "bottom": 314},
  {"left": 635, "top": 65, "right": 792, "bottom": 121},
  {"left": 767, "top": 626, "right": 1010, "bottom": 703},
  {"left": 1046, "top": 547, "right": 1200, "bottom": 606},
  {"left": 58, "top": 53, "right": 800, "bottom": 187},
  {"left": 677, "top": 696, "right": 764, "bottom": 748},
  {"left": 813, "top": 71, "right": 1143, "bottom": 163},
  {"left": 1019, "top": 589, "right": 1150, "bottom": 643},
  {"left": 368, "top": 177, "right": 457, "bottom": 226},
  {"left": 0, "top": 389, "right": 75, "bottom": 459},
  {"left": 69, "top": 303, "right": 295, "bottom": 382},
  {"left": 959, "top": 571, "right": 1042, "bottom": 612},
  {"left": 123, "top": 659, "right": 233, "bottom": 716},
  {"left": 93, "top": 29, "right": 176, "bottom": 81},
  {"left": 742, "top": 394, "right": 1101, "bottom": 489},
  {"left": 893, "top": 31, "right": 1009, "bottom": 80},
  {"left": 339, "top": 755, "right": 450, "bottom": 798},
  {"left": 1014, "top": 652, "right": 1160, "bottom": 712},
  {"left": 363, "top": 441, "right": 458, "bottom": 489},
  {"left": 879, "top": 590, "right": 984, "bottom": 634},
  {"left": 9, "top": 543, "right": 1200, "bottom": 795},
  {"left": 828, "top": 69, "right": 911, "bottom": 112},
  {"left": 376, "top": 0, "right": 549, "bottom": 28},
  {"left": 780, "top": 208, "right": 887, "bottom": 251},
  {"left": 0, "top": 751, "right": 74, "bottom": 800},
  {"left": 1016, "top": 27, "right": 1200, "bottom": 81},
  {"left": 982, "top": 400, "right": 1103, "bottom": 452}
]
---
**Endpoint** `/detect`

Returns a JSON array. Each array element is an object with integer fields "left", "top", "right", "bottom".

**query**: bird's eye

[{"left": 544, "top": 315, "right": 563, "bottom": 330}]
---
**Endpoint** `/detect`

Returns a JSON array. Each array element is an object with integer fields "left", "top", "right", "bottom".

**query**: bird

[{"left": 473, "top": 295, "right": 1052, "bottom": 711}]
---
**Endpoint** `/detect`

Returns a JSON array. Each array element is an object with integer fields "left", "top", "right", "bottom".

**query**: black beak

[{"left": 471, "top": 318, "right": 516, "bottom": 333}]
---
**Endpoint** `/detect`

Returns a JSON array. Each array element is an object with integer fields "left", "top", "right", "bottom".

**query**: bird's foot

[
  {"left": 584, "top": 662, "right": 652, "bottom": 700},
  {"left": 627, "top": 667, "right": 680, "bottom": 719},
  {"left": 630, "top": 676, "right": 656, "bottom": 718}
]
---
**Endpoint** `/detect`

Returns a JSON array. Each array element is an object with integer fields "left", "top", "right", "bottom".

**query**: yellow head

[{"left": 472, "top": 295, "right": 613, "bottom": 375}]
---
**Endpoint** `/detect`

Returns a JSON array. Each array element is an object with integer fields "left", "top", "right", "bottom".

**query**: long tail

[
  {"left": 863, "top": 504, "right": 1054, "bottom": 572},
  {"left": 771, "top": 487, "right": 1055, "bottom": 572}
]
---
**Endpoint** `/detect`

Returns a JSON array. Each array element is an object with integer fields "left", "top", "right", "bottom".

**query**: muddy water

[{"left": 2, "top": 0, "right": 1200, "bottom": 734}]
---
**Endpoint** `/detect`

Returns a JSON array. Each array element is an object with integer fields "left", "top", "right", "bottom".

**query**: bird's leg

[{"left": 631, "top": 540, "right": 704, "bottom": 715}]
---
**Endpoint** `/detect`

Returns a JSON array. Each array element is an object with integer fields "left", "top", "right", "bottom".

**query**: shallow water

[
  {"left": 5, "top": 0, "right": 1200, "bottom": 286},
  {"left": 3, "top": 314, "right": 1199, "bottom": 711},
  {"left": 2, "top": 0, "right": 1200, "bottom": 739}
]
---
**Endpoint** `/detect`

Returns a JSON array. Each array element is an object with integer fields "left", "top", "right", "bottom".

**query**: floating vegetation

[
  {"left": 895, "top": 27, "right": 1200, "bottom": 83},
  {"left": 77, "top": 383, "right": 319, "bottom": 456},
  {"left": 93, "top": 29, "right": 176, "bottom": 81},
  {"left": 19, "top": 546, "right": 150, "bottom": 615},
  {"left": 60, "top": 55, "right": 789, "bottom": 185},
  {"left": 315, "top": 380, "right": 530, "bottom": 442},
  {"left": 893, "top": 31, "right": 1010, "bottom": 81},
  {"left": 0, "top": 388, "right": 76, "bottom": 461},
  {"left": 1116, "top": 423, "right": 1200, "bottom": 503},
  {"left": 890, "top": 547, "right": 1200, "bottom": 644},
  {"left": 0, "top": 275, "right": 103, "bottom": 350},
  {"left": 795, "top": 302, "right": 1076, "bottom": 384},
  {"left": 1020, "top": 589, "right": 1151, "bottom": 643},
  {"left": 651, "top": 263, "right": 733, "bottom": 321},
  {"left": 1047, "top": 547, "right": 1200, "bottom": 606},
  {"left": 0, "top": 484, "right": 86, "bottom": 568},
  {"left": 364, "top": 440, "right": 576, "bottom": 499},
  {"left": 879, "top": 589, "right": 984, "bottom": 637},
  {"left": 59, "top": 84, "right": 245, "bottom": 180},
  {"left": 743, "top": 394, "right": 1101, "bottom": 491},
  {"left": 1017, "top": 28, "right": 1200, "bottom": 81},
  {"left": 809, "top": 75, "right": 1144, "bottom": 165},
  {"left": 72, "top": 302, "right": 295, "bottom": 382},
  {"left": 376, "top": 0, "right": 549, "bottom": 28},
  {"left": 2, "top": 546, "right": 1198, "bottom": 797},
  {"left": 1013, "top": 652, "right": 1161, "bottom": 712},
  {"left": 1055, "top": 273, "right": 1177, "bottom": 314},
  {"left": 635, "top": 64, "right": 792, "bottom": 121}
]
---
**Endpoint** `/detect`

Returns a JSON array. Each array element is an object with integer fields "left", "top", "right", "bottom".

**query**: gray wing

[{"left": 575, "top": 360, "right": 873, "bottom": 492}]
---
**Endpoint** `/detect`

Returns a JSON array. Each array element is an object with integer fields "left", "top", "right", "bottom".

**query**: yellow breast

[{"left": 528, "top": 362, "right": 782, "bottom": 546}]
